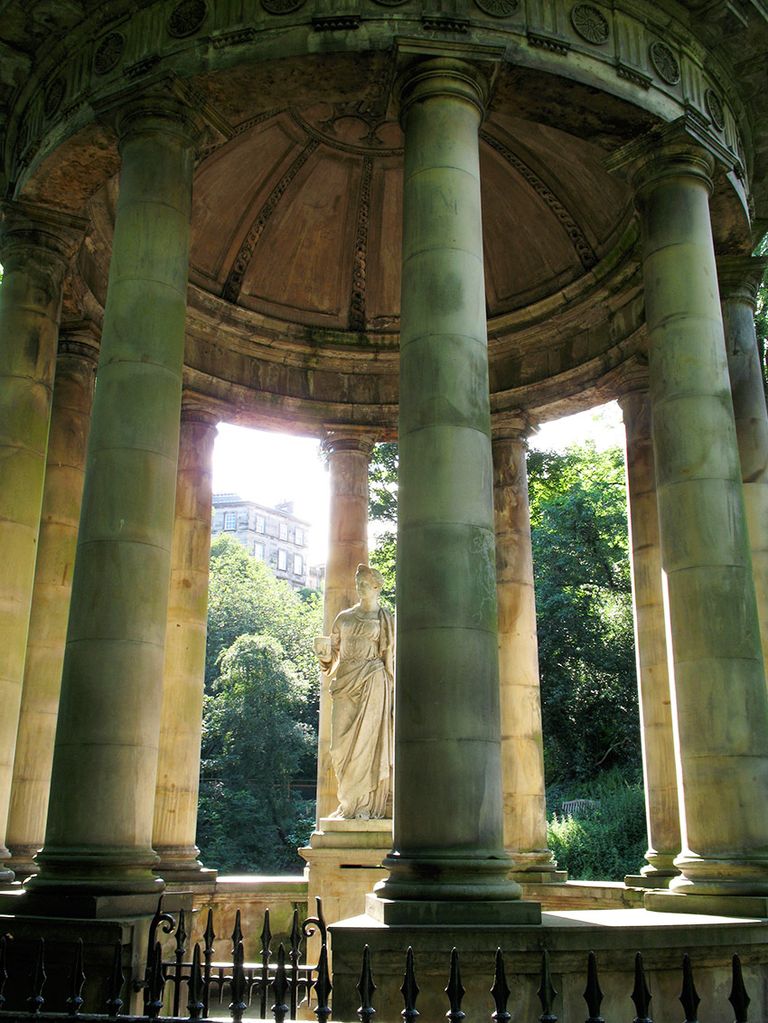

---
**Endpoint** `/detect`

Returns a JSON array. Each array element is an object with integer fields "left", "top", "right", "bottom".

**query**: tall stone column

[
  {"left": 315, "top": 431, "right": 375, "bottom": 822},
  {"left": 492, "top": 418, "right": 558, "bottom": 881},
  {"left": 27, "top": 91, "right": 197, "bottom": 898},
  {"left": 372, "top": 57, "right": 533, "bottom": 922},
  {"left": 152, "top": 398, "right": 218, "bottom": 885},
  {"left": 628, "top": 141, "right": 768, "bottom": 914},
  {"left": 718, "top": 256, "right": 768, "bottom": 669},
  {"left": 6, "top": 332, "right": 98, "bottom": 880},
  {"left": 0, "top": 202, "right": 84, "bottom": 884},
  {"left": 618, "top": 388, "right": 680, "bottom": 889}
]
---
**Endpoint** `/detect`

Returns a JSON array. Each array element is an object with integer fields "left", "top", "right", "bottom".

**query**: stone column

[
  {"left": 492, "top": 419, "right": 558, "bottom": 881},
  {"left": 27, "top": 91, "right": 197, "bottom": 898},
  {"left": 372, "top": 57, "right": 533, "bottom": 923},
  {"left": 618, "top": 389, "right": 680, "bottom": 889},
  {"left": 629, "top": 141, "right": 768, "bottom": 914},
  {"left": 315, "top": 431, "right": 375, "bottom": 823},
  {"left": 0, "top": 202, "right": 84, "bottom": 884},
  {"left": 719, "top": 256, "right": 768, "bottom": 669},
  {"left": 152, "top": 398, "right": 218, "bottom": 885},
  {"left": 6, "top": 332, "right": 99, "bottom": 879}
]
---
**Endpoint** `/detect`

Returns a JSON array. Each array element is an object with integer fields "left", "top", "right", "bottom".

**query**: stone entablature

[{"left": 211, "top": 493, "right": 311, "bottom": 589}]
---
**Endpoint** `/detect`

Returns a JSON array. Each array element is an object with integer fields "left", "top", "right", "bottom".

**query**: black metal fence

[{"left": 0, "top": 900, "right": 755, "bottom": 1023}]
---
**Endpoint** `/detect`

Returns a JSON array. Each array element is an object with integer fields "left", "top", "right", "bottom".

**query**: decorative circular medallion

[
  {"left": 570, "top": 4, "right": 608, "bottom": 44},
  {"left": 44, "top": 78, "right": 65, "bottom": 118},
  {"left": 167, "top": 0, "right": 207, "bottom": 37},
  {"left": 261, "top": 0, "right": 305, "bottom": 13},
  {"left": 473, "top": 0, "right": 519, "bottom": 16},
  {"left": 649, "top": 41, "right": 680, "bottom": 86},
  {"left": 705, "top": 88, "right": 725, "bottom": 131},
  {"left": 93, "top": 32, "right": 125, "bottom": 74}
]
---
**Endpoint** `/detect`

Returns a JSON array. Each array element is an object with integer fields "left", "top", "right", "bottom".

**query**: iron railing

[{"left": 0, "top": 904, "right": 756, "bottom": 1023}]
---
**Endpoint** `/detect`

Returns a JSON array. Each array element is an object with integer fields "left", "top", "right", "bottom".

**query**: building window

[
  {"left": 223, "top": 511, "right": 237, "bottom": 530},
  {"left": 279, "top": 522, "right": 288, "bottom": 541},
  {"left": 294, "top": 554, "right": 303, "bottom": 576},
  {"left": 295, "top": 527, "right": 303, "bottom": 546},
  {"left": 256, "top": 514, "right": 266, "bottom": 533},
  {"left": 253, "top": 542, "right": 265, "bottom": 561},
  {"left": 278, "top": 549, "right": 287, "bottom": 571}
]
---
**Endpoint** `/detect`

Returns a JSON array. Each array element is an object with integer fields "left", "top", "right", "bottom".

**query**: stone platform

[{"left": 330, "top": 909, "right": 768, "bottom": 1023}]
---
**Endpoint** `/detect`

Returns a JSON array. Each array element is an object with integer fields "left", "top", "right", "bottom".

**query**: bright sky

[{"left": 212, "top": 401, "right": 625, "bottom": 565}]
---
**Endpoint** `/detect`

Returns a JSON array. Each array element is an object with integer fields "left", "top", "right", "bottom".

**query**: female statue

[{"left": 315, "top": 564, "right": 394, "bottom": 819}]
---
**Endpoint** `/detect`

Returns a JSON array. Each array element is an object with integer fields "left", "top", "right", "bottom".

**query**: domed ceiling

[{"left": 188, "top": 103, "right": 631, "bottom": 337}]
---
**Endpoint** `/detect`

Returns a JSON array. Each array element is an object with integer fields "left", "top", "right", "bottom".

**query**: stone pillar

[
  {"left": 492, "top": 419, "right": 559, "bottom": 882},
  {"left": 6, "top": 332, "right": 99, "bottom": 879},
  {"left": 629, "top": 141, "right": 768, "bottom": 915},
  {"left": 27, "top": 91, "right": 197, "bottom": 899},
  {"left": 719, "top": 255, "right": 768, "bottom": 669},
  {"left": 618, "top": 389, "right": 681, "bottom": 889},
  {"left": 371, "top": 57, "right": 534, "bottom": 923},
  {"left": 0, "top": 202, "right": 84, "bottom": 884},
  {"left": 152, "top": 398, "right": 218, "bottom": 885},
  {"left": 315, "top": 431, "right": 375, "bottom": 822}
]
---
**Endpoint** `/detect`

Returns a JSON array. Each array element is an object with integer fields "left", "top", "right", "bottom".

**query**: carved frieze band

[
  {"left": 480, "top": 131, "right": 597, "bottom": 270},
  {"left": 349, "top": 157, "right": 372, "bottom": 332},
  {"left": 222, "top": 138, "right": 319, "bottom": 304}
]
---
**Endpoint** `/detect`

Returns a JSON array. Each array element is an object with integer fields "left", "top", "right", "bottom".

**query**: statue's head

[{"left": 355, "top": 563, "right": 385, "bottom": 594}]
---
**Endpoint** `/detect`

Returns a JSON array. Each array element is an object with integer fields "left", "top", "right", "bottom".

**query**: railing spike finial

[
  {"left": 202, "top": 910, "right": 215, "bottom": 1019},
  {"left": 583, "top": 952, "right": 604, "bottom": 1023},
  {"left": 445, "top": 948, "right": 465, "bottom": 1023},
  {"left": 314, "top": 940, "right": 332, "bottom": 1023},
  {"left": 679, "top": 953, "right": 700, "bottom": 1023},
  {"left": 28, "top": 937, "right": 46, "bottom": 1015},
  {"left": 490, "top": 948, "right": 511, "bottom": 1023},
  {"left": 729, "top": 953, "right": 750, "bottom": 1023},
  {"left": 67, "top": 938, "right": 86, "bottom": 1016},
  {"left": 260, "top": 908, "right": 273, "bottom": 1019},
  {"left": 400, "top": 947, "right": 419, "bottom": 1023},
  {"left": 272, "top": 943, "right": 290, "bottom": 1023},
  {"left": 229, "top": 939, "right": 247, "bottom": 1023},
  {"left": 0, "top": 934, "right": 9, "bottom": 1011},
  {"left": 357, "top": 944, "right": 377, "bottom": 1023},
  {"left": 172, "top": 909, "right": 189, "bottom": 1017},
  {"left": 106, "top": 942, "right": 125, "bottom": 1017},
  {"left": 187, "top": 943, "right": 205, "bottom": 1021},
  {"left": 537, "top": 949, "right": 557, "bottom": 1023},
  {"left": 631, "top": 952, "right": 653, "bottom": 1023},
  {"left": 146, "top": 943, "right": 165, "bottom": 1021},
  {"left": 231, "top": 910, "right": 244, "bottom": 955},
  {"left": 289, "top": 908, "right": 301, "bottom": 1019}
]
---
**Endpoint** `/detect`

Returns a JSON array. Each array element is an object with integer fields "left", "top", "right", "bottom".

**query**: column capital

[
  {"left": 607, "top": 120, "right": 718, "bottom": 198},
  {"left": 181, "top": 392, "right": 220, "bottom": 431},
  {"left": 396, "top": 56, "right": 493, "bottom": 126},
  {"left": 0, "top": 200, "right": 86, "bottom": 269},
  {"left": 95, "top": 79, "right": 209, "bottom": 151},
  {"left": 617, "top": 388, "right": 652, "bottom": 438},
  {"left": 491, "top": 409, "right": 536, "bottom": 444},
  {"left": 59, "top": 322, "right": 100, "bottom": 366},
  {"left": 717, "top": 254, "right": 768, "bottom": 308},
  {"left": 321, "top": 428, "right": 378, "bottom": 457}
]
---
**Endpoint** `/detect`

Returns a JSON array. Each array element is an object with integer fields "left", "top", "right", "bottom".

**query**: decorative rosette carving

[
  {"left": 649, "top": 41, "right": 680, "bottom": 86},
  {"left": 473, "top": 0, "right": 519, "bottom": 16},
  {"left": 94, "top": 32, "right": 125, "bottom": 75},
  {"left": 44, "top": 78, "right": 65, "bottom": 118},
  {"left": 570, "top": 4, "right": 609, "bottom": 44},
  {"left": 167, "top": 0, "right": 207, "bottom": 37},
  {"left": 705, "top": 88, "right": 725, "bottom": 131}
]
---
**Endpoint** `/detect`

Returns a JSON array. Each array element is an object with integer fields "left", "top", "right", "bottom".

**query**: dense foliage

[{"left": 197, "top": 535, "right": 322, "bottom": 873}]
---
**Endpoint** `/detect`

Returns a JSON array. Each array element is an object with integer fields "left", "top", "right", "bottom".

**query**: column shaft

[
  {"left": 6, "top": 336, "right": 98, "bottom": 878},
  {"left": 0, "top": 203, "right": 83, "bottom": 882},
  {"left": 315, "top": 434, "right": 373, "bottom": 822},
  {"left": 376, "top": 58, "right": 522, "bottom": 913},
  {"left": 719, "top": 257, "right": 768, "bottom": 670},
  {"left": 635, "top": 143, "right": 768, "bottom": 903},
  {"left": 619, "top": 390, "right": 680, "bottom": 887},
  {"left": 492, "top": 429, "right": 555, "bottom": 876},
  {"left": 29, "top": 95, "right": 196, "bottom": 895},
  {"left": 153, "top": 402, "right": 218, "bottom": 882}
]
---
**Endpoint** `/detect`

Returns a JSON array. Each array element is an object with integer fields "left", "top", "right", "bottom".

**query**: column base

[
  {"left": 0, "top": 842, "right": 16, "bottom": 885},
  {"left": 6, "top": 845, "right": 41, "bottom": 881},
  {"left": 507, "top": 850, "right": 566, "bottom": 884},
  {"left": 376, "top": 851, "right": 524, "bottom": 904},
  {"left": 644, "top": 889, "right": 768, "bottom": 918},
  {"left": 25, "top": 845, "right": 164, "bottom": 896},
  {"left": 154, "top": 845, "right": 218, "bottom": 887},
  {"left": 366, "top": 892, "right": 541, "bottom": 925},
  {"left": 625, "top": 871, "right": 678, "bottom": 889},
  {"left": 0, "top": 887, "right": 189, "bottom": 919}
]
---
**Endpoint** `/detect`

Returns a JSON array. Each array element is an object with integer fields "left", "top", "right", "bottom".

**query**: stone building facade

[{"left": 211, "top": 493, "right": 311, "bottom": 589}]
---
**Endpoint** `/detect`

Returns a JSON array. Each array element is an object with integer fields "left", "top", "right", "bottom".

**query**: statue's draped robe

[{"left": 323, "top": 605, "right": 394, "bottom": 818}]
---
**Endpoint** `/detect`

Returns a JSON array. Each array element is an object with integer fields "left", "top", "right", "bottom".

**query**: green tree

[
  {"left": 368, "top": 442, "right": 398, "bottom": 610},
  {"left": 198, "top": 634, "right": 316, "bottom": 873}
]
